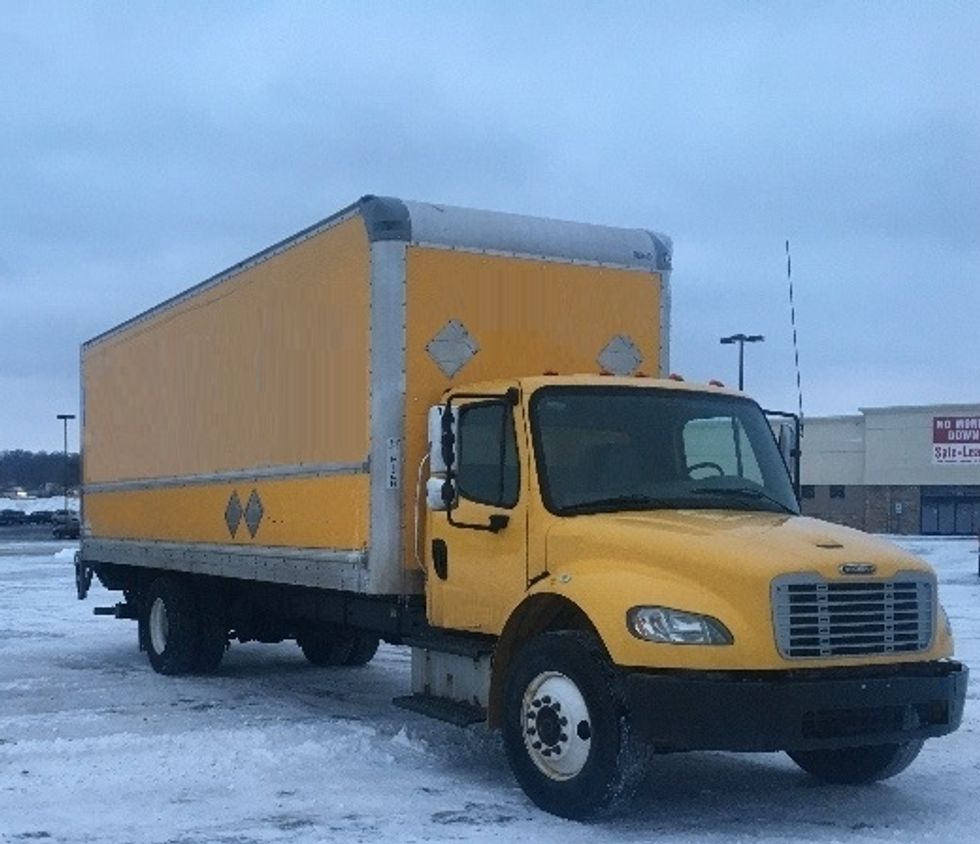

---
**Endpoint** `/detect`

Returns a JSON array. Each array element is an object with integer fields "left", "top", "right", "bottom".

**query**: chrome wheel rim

[
  {"left": 521, "top": 671, "right": 591, "bottom": 781},
  {"left": 149, "top": 597, "right": 169, "bottom": 654}
]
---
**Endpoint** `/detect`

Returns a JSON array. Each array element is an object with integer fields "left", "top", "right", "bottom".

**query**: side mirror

[
  {"left": 427, "top": 405, "right": 457, "bottom": 511},
  {"left": 428, "top": 405, "right": 456, "bottom": 474},
  {"left": 775, "top": 421, "right": 798, "bottom": 479}
]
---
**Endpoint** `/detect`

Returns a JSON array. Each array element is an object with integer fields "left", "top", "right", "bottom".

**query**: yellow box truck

[{"left": 77, "top": 196, "right": 966, "bottom": 818}]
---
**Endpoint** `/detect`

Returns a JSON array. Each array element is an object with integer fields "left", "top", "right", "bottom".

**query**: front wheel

[
  {"left": 787, "top": 740, "right": 924, "bottom": 784},
  {"left": 502, "top": 631, "right": 644, "bottom": 819}
]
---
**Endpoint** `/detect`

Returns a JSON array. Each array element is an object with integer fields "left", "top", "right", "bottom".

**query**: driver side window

[
  {"left": 683, "top": 416, "right": 763, "bottom": 483},
  {"left": 456, "top": 402, "right": 520, "bottom": 508}
]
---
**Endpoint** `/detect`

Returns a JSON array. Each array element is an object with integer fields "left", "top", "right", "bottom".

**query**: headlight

[
  {"left": 627, "top": 606, "right": 733, "bottom": 645},
  {"left": 940, "top": 604, "right": 952, "bottom": 638}
]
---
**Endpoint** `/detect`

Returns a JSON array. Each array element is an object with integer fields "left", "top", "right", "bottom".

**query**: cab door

[{"left": 426, "top": 395, "right": 528, "bottom": 634}]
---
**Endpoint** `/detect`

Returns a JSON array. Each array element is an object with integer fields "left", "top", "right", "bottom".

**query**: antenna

[{"left": 786, "top": 239, "right": 804, "bottom": 429}]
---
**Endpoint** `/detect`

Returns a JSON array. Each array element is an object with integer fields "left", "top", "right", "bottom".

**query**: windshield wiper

[
  {"left": 561, "top": 493, "right": 673, "bottom": 515},
  {"left": 691, "top": 486, "right": 796, "bottom": 514}
]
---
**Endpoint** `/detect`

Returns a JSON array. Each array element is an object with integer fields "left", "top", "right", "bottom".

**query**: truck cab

[{"left": 420, "top": 374, "right": 966, "bottom": 818}]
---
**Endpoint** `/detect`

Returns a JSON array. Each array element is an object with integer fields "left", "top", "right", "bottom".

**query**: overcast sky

[{"left": 2, "top": 1, "right": 978, "bottom": 452}]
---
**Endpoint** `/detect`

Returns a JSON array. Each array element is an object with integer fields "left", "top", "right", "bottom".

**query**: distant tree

[{"left": 0, "top": 450, "right": 80, "bottom": 493}]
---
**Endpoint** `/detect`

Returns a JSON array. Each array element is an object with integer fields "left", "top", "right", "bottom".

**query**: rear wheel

[
  {"left": 787, "top": 740, "right": 924, "bottom": 784},
  {"left": 143, "top": 577, "right": 199, "bottom": 675},
  {"left": 502, "top": 631, "right": 644, "bottom": 819},
  {"left": 194, "top": 593, "right": 228, "bottom": 674},
  {"left": 344, "top": 632, "right": 380, "bottom": 666},
  {"left": 142, "top": 576, "right": 227, "bottom": 675},
  {"left": 298, "top": 627, "right": 379, "bottom": 667}
]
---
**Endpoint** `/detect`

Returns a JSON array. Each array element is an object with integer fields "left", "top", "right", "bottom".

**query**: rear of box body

[{"left": 80, "top": 197, "right": 671, "bottom": 596}]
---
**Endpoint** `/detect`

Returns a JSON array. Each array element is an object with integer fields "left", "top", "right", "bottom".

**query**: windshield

[{"left": 530, "top": 386, "right": 799, "bottom": 516}]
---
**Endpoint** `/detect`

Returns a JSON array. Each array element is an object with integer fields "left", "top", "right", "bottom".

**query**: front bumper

[{"left": 624, "top": 660, "right": 968, "bottom": 751}]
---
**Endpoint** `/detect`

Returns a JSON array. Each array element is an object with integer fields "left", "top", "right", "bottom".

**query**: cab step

[{"left": 393, "top": 694, "right": 486, "bottom": 727}]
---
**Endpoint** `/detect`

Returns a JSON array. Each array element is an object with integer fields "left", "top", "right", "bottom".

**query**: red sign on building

[{"left": 933, "top": 416, "right": 980, "bottom": 464}]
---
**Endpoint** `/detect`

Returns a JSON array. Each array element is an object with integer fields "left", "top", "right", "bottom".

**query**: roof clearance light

[
  {"left": 708, "top": 379, "right": 725, "bottom": 387},
  {"left": 668, "top": 373, "right": 685, "bottom": 381}
]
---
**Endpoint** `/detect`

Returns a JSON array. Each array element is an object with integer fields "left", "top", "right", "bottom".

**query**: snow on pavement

[{"left": 1, "top": 537, "right": 977, "bottom": 843}]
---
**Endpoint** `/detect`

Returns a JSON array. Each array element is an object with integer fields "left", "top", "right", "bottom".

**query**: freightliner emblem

[{"left": 840, "top": 563, "right": 877, "bottom": 575}]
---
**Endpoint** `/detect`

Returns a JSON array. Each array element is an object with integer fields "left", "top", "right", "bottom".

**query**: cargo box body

[{"left": 80, "top": 197, "right": 671, "bottom": 596}]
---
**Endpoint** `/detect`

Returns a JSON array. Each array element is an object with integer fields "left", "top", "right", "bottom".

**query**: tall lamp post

[
  {"left": 56, "top": 413, "right": 76, "bottom": 518},
  {"left": 719, "top": 333, "right": 764, "bottom": 391}
]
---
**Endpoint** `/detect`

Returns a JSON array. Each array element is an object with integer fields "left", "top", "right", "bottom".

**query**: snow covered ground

[{"left": 1, "top": 536, "right": 976, "bottom": 843}]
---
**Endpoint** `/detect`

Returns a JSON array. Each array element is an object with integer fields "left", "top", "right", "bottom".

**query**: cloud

[{"left": 1, "top": 1, "right": 978, "bottom": 448}]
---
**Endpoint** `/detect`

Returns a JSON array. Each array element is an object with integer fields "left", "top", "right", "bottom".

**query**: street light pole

[
  {"left": 719, "top": 333, "right": 765, "bottom": 391},
  {"left": 56, "top": 413, "right": 76, "bottom": 518}
]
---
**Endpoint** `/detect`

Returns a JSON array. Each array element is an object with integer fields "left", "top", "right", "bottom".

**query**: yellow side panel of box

[
  {"left": 84, "top": 475, "right": 369, "bottom": 549},
  {"left": 82, "top": 216, "right": 371, "bottom": 485},
  {"left": 400, "top": 246, "right": 663, "bottom": 566}
]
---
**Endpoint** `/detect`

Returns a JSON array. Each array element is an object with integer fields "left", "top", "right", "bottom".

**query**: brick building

[{"left": 799, "top": 403, "right": 980, "bottom": 535}]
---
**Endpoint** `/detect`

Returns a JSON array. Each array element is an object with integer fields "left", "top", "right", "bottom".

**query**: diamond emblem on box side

[
  {"left": 426, "top": 319, "right": 479, "bottom": 378},
  {"left": 598, "top": 335, "right": 643, "bottom": 376},
  {"left": 224, "top": 490, "right": 243, "bottom": 538},
  {"left": 244, "top": 488, "right": 264, "bottom": 538}
]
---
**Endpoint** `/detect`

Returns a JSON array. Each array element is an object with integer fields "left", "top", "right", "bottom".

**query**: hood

[
  {"left": 541, "top": 510, "right": 946, "bottom": 672},
  {"left": 545, "top": 510, "right": 930, "bottom": 581}
]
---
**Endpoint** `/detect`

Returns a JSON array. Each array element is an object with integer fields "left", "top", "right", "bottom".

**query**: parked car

[
  {"left": 52, "top": 517, "right": 80, "bottom": 539},
  {"left": 26, "top": 510, "right": 55, "bottom": 524},
  {"left": 0, "top": 509, "right": 27, "bottom": 526}
]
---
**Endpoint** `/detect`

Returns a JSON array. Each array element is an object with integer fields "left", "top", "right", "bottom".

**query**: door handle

[{"left": 431, "top": 539, "right": 448, "bottom": 580}]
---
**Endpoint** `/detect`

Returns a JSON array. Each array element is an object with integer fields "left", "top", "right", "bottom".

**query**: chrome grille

[{"left": 772, "top": 573, "right": 934, "bottom": 659}]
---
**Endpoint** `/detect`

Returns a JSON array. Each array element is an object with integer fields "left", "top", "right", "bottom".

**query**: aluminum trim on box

[
  {"left": 368, "top": 239, "right": 408, "bottom": 594},
  {"left": 83, "top": 460, "right": 369, "bottom": 494},
  {"left": 81, "top": 538, "right": 368, "bottom": 591},
  {"left": 402, "top": 199, "right": 672, "bottom": 272},
  {"left": 658, "top": 268, "right": 672, "bottom": 376},
  {"left": 360, "top": 195, "right": 412, "bottom": 242}
]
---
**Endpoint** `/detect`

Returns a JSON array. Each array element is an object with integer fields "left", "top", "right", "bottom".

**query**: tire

[
  {"left": 143, "top": 577, "right": 200, "bottom": 675},
  {"left": 344, "top": 632, "right": 380, "bottom": 667},
  {"left": 787, "top": 739, "right": 924, "bottom": 784},
  {"left": 502, "top": 631, "right": 644, "bottom": 820},
  {"left": 142, "top": 576, "right": 228, "bottom": 675},
  {"left": 298, "top": 627, "right": 379, "bottom": 667},
  {"left": 194, "top": 598, "right": 228, "bottom": 674}
]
